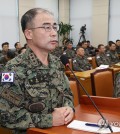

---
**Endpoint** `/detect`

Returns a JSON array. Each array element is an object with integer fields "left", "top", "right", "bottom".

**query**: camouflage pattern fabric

[
  {"left": 116, "top": 46, "right": 120, "bottom": 54},
  {"left": 95, "top": 53, "right": 112, "bottom": 66},
  {"left": 106, "top": 50, "right": 120, "bottom": 64},
  {"left": 0, "top": 56, "right": 7, "bottom": 65},
  {"left": 50, "top": 46, "right": 63, "bottom": 58},
  {"left": 0, "top": 47, "right": 74, "bottom": 134},
  {"left": 0, "top": 64, "right": 4, "bottom": 72},
  {"left": 114, "top": 73, "right": 120, "bottom": 97},
  {"left": 84, "top": 48, "right": 90, "bottom": 57},
  {"left": 72, "top": 55, "right": 92, "bottom": 71},
  {"left": 63, "top": 49, "right": 75, "bottom": 59}
]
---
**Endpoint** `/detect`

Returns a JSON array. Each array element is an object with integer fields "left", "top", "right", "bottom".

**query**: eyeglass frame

[{"left": 28, "top": 23, "right": 59, "bottom": 32}]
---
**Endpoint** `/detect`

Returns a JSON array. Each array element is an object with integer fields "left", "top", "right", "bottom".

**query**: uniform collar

[{"left": 24, "top": 47, "right": 61, "bottom": 70}]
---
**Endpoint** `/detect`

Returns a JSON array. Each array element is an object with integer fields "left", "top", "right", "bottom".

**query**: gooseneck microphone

[{"left": 60, "top": 55, "right": 113, "bottom": 133}]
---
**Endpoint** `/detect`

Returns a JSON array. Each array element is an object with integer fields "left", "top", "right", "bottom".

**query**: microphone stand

[{"left": 66, "top": 65, "right": 113, "bottom": 133}]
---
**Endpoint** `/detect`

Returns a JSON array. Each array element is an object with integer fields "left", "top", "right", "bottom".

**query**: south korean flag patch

[{"left": 1, "top": 73, "right": 14, "bottom": 82}]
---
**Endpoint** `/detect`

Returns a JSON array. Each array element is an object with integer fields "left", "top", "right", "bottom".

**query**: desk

[
  {"left": 70, "top": 67, "right": 120, "bottom": 96},
  {"left": 27, "top": 96, "right": 120, "bottom": 134}
]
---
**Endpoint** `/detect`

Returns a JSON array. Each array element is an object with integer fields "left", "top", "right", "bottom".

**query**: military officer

[
  {"left": 72, "top": 47, "right": 92, "bottom": 71},
  {"left": 50, "top": 44, "right": 63, "bottom": 58},
  {"left": 107, "top": 41, "right": 120, "bottom": 64},
  {"left": 63, "top": 41, "right": 76, "bottom": 59},
  {"left": 95, "top": 44, "right": 112, "bottom": 66},
  {"left": 0, "top": 8, "right": 74, "bottom": 134}
]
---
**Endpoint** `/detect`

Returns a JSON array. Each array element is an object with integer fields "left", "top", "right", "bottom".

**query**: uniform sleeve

[
  {"left": 72, "top": 59, "right": 83, "bottom": 71},
  {"left": 0, "top": 67, "right": 53, "bottom": 130},
  {"left": 0, "top": 83, "right": 53, "bottom": 130},
  {"left": 95, "top": 56, "right": 103, "bottom": 66},
  {"left": 62, "top": 74, "right": 75, "bottom": 111}
]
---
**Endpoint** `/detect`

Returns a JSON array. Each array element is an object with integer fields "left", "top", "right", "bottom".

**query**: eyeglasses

[{"left": 29, "top": 24, "right": 59, "bottom": 32}]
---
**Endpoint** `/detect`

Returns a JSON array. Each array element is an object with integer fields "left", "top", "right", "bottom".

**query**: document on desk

[{"left": 67, "top": 120, "right": 120, "bottom": 133}]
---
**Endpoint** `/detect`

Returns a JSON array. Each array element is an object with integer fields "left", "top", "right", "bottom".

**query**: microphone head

[{"left": 60, "top": 55, "right": 69, "bottom": 66}]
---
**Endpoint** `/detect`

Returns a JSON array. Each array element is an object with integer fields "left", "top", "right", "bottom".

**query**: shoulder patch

[
  {"left": 96, "top": 56, "right": 100, "bottom": 59},
  {"left": 106, "top": 53, "right": 110, "bottom": 56},
  {"left": 0, "top": 88, "right": 23, "bottom": 107},
  {"left": 1, "top": 73, "right": 14, "bottom": 82},
  {"left": 73, "top": 60, "right": 76, "bottom": 63},
  {"left": 63, "top": 52, "right": 66, "bottom": 55}
]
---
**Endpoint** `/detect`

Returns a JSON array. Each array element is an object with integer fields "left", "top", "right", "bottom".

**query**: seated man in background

[
  {"left": 0, "top": 50, "right": 15, "bottom": 65},
  {"left": 14, "top": 42, "right": 22, "bottom": 56},
  {"left": 63, "top": 41, "right": 76, "bottom": 59},
  {"left": 50, "top": 43, "right": 63, "bottom": 58},
  {"left": 0, "top": 42, "right": 9, "bottom": 57},
  {"left": 87, "top": 40, "right": 96, "bottom": 56},
  {"left": 95, "top": 44, "right": 111, "bottom": 66},
  {"left": 0, "top": 8, "right": 74, "bottom": 134},
  {"left": 81, "top": 41, "right": 90, "bottom": 57},
  {"left": 116, "top": 39, "right": 120, "bottom": 54},
  {"left": 107, "top": 41, "right": 120, "bottom": 64},
  {"left": 73, "top": 47, "right": 92, "bottom": 71}
]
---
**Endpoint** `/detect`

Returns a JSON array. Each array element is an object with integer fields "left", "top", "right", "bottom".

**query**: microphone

[{"left": 60, "top": 55, "right": 113, "bottom": 133}]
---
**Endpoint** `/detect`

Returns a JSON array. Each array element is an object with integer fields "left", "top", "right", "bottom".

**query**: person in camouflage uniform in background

[
  {"left": 63, "top": 41, "right": 76, "bottom": 59},
  {"left": 114, "top": 72, "right": 120, "bottom": 97},
  {"left": 106, "top": 41, "right": 120, "bottom": 64},
  {"left": 50, "top": 44, "right": 63, "bottom": 58},
  {"left": 95, "top": 44, "right": 112, "bottom": 66},
  {"left": 0, "top": 8, "right": 74, "bottom": 134},
  {"left": 72, "top": 47, "right": 92, "bottom": 71}
]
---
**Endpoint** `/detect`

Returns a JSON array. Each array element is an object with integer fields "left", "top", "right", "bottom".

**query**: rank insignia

[{"left": 1, "top": 72, "right": 14, "bottom": 82}]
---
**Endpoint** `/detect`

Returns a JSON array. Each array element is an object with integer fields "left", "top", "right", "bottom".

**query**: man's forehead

[{"left": 35, "top": 13, "right": 55, "bottom": 23}]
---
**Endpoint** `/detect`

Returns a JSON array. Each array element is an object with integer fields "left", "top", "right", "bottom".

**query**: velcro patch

[
  {"left": 0, "top": 88, "right": 23, "bottom": 107},
  {"left": 1, "top": 73, "right": 14, "bottom": 82}
]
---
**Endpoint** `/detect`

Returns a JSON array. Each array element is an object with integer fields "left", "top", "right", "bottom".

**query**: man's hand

[
  {"left": 63, "top": 106, "right": 74, "bottom": 124},
  {"left": 52, "top": 106, "right": 74, "bottom": 126}
]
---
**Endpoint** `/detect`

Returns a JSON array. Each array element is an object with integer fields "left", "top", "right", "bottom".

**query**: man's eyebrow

[{"left": 42, "top": 22, "right": 57, "bottom": 25}]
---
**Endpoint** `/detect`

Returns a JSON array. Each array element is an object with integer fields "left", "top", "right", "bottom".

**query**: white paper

[
  {"left": 67, "top": 120, "right": 120, "bottom": 133},
  {"left": 96, "top": 65, "right": 109, "bottom": 70}
]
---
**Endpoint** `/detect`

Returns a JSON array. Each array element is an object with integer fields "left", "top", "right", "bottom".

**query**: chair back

[
  {"left": 69, "top": 80, "right": 80, "bottom": 106},
  {"left": 91, "top": 68, "right": 114, "bottom": 97},
  {"left": 91, "top": 57, "right": 97, "bottom": 68}
]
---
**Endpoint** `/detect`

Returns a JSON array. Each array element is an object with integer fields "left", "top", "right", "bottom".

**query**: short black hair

[
  {"left": 108, "top": 41, "right": 115, "bottom": 47},
  {"left": 116, "top": 39, "right": 120, "bottom": 42},
  {"left": 14, "top": 42, "right": 20, "bottom": 48},
  {"left": 2, "top": 42, "right": 9, "bottom": 48},
  {"left": 98, "top": 44, "right": 104, "bottom": 49}
]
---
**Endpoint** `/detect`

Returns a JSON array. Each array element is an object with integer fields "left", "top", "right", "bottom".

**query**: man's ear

[{"left": 24, "top": 29, "right": 33, "bottom": 40}]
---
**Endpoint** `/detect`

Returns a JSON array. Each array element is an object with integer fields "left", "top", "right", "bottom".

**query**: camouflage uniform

[
  {"left": 63, "top": 49, "right": 75, "bottom": 59},
  {"left": 95, "top": 53, "right": 112, "bottom": 66},
  {"left": 106, "top": 50, "right": 120, "bottom": 64},
  {"left": 114, "top": 73, "right": 120, "bottom": 97},
  {"left": 0, "top": 56, "right": 7, "bottom": 65},
  {"left": 0, "top": 48, "right": 74, "bottom": 134},
  {"left": 116, "top": 46, "right": 120, "bottom": 54},
  {"left": 84, "top": 48, "right": 90, "bottom": 57},
  {"left": 50, "top": 46, "right": 63, "bottom": 58},
  {"left": 1, "top": 50, "right": 7, "bottom": 56},
  {"left": 72, "top": 55, "right": 92, "bottom": 71},
  {"left": 0, "top": 64, "right": 4, "bottom": 72}
]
